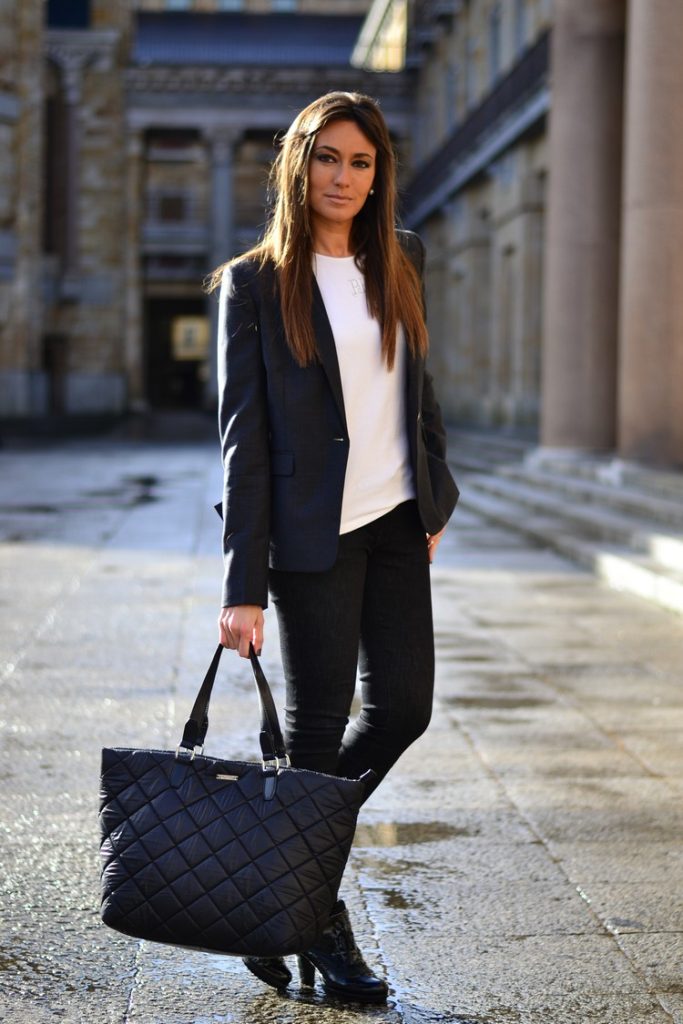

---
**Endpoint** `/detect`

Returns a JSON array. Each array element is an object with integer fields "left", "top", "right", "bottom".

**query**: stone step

[
  {"left": 498, "top": 464, "right": 683, "bottom": 532},
  {"left": 458, "top": 483, "right": 683, "bottom": 615},
  {"left": 464, "top": 472, "right": 683, "bottom": 572},
  {"left": 449, "top": 430, "right": 530, "bottom": 473},
  {"left": 562, "top": 542, "right": 683, "bottom": 616},
  {"left": 525, "top": 450, "right": 683, "bottom": 502}
]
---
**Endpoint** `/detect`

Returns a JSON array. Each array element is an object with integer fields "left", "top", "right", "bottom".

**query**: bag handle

[{"left": 177, "top": 644, "right": 289, "bottom": 766}]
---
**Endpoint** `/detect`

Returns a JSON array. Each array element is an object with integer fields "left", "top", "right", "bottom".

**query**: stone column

[
  {"left": 424, "top": 214, "right": 449, "bottom": 393},
  {"left": 60, "top": 54, "right": 85, "bottom": 282},
  {"left": 489, "top": 240, "right": 515, "bottom": 426},
  {"left": 539, "top": 0, "right": 625, "bottom": 451},
  {"left": 123, "top": 129, "right": 146, "bottom": 410},
  {"left": 443, "top": 254, "right": 466, "bottom": 422},
  {"left": 470, "top": 217, "right": 493, "bottom": 421},
  {"left": 12, "top": 0, "right": 45, "bottom": 413},
  {"left": 209, "top": 129, "right": 239, "bottom": 270},
  {"left": 617, "top": 0, "right": 683, "bottom": 464},
  {"left": 517, "top": 169, "right": 546, "bottom": 427},
  {"left": 206, "top": 128, "right": 240, "bottom": 409}
]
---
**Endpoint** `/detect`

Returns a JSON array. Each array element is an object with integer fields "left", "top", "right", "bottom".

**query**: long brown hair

[{"left": 207, "top": 91, "right": 428, "bottom": 369}]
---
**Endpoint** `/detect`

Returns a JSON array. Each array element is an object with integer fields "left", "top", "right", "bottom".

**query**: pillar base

[{"left": 524, "top": 445, "right": 613, "bottom": 470}]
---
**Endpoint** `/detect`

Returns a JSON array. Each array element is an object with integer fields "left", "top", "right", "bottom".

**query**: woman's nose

[{"left": 333, "top": 162, "right": 350, "bottom": 185}]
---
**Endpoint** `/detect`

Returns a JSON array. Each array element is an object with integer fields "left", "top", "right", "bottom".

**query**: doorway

[{"left": 144, "top": 297, "right": 209, "bottom": 408}]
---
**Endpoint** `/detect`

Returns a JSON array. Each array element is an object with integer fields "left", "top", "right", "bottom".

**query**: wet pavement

[{"left": 1, "top": 431, "right": 682, "bottom": 1024}]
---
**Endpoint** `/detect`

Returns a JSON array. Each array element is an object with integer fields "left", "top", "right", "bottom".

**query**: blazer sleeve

[{"left": 217, "top": 263, "right": 271, "bottom": 609}]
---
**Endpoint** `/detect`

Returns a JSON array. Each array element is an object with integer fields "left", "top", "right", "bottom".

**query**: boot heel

[
  {"left": 299, "top": 900, "right": 388, "bottom": 1004},
  {"left": 297, "top": 955, "right": 316, "bottom": 988}
]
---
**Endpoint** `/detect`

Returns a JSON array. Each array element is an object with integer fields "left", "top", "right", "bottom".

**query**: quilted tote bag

[{"left": 99, "top": 644, "right": 372, "bottom": 957}]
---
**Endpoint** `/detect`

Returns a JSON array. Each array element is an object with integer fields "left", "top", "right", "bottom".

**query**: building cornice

[
  {"left": 125, "top": 100, "right": 411, "bottom": 137},
  {"left": 45, "top": 28, "right": 121, "bottom": 70},
  {"left": 45, "top": 28, "right": 122, "bottom": 102},
  {"left": 124, "top": 64, "right": 412, "bottom": 98}
]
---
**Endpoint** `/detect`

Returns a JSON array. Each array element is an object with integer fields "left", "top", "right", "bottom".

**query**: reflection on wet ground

[
  {"left": 354, "top": 822, "right": 476, "bottom": 847},
  {"left": 443, "top": 696, "right": 550, "bottom": 710},
  {"left": 2, "top": 440, "right": 682, "bottom": 1023},
  {"left": 380, "top": 887, "right": 424, "bottom": 911},
  {"left": 0, "top": 474, "right": 161, "bottom": 523},
  {"left": 0, "top": 503, "right": 61, "bottom": 515},
  {"left": 436, "top": 652, "right": 499, "bottom": 663}
]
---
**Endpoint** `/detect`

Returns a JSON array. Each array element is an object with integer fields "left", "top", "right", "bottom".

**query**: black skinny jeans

[{"left": 268, "top": 500, "right": 434, "bottom": 800}]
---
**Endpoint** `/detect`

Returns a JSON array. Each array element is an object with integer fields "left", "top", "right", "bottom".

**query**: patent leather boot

[
  {"left": 297, "top": 900, "right": 388, "bottom": 1003},
  {"left": 243, "top": 956, "right": 291, "bottom": 990}
]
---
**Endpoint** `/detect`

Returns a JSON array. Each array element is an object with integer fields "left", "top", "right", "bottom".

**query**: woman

[{"left": 209, "top": 91, "right": 458, "bottom": 1003}]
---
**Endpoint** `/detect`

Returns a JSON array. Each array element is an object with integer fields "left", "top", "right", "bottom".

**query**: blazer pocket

[{"left": 270, "top": 450, "right": 295, "bottom": 476}]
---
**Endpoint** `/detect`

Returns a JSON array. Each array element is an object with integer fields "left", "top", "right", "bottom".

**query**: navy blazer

[{"left": 217, "top": 230, "right": 459, "bottom": 608}]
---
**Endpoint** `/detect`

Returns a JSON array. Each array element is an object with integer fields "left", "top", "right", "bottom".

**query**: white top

[{"left": 313, "top": 253, "right": 414, "bottom": 534}]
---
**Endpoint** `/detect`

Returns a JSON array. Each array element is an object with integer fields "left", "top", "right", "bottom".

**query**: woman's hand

[
  {"left": 426, "top": 527, "right": 446, "bottom": 564},
  {"left": 218, "top": 605, "right": 264, "bottom": 658}
]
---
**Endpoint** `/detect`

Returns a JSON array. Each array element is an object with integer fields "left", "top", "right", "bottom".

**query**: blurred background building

[
  {"left": 0, "top": 0, "right": 409, "bottom": 419},
  {"left": 359, "top": 0, "right": 683, "bottom": 467},
  {"left": 1, "top": 0, "right": 682, "bottom": 468}
]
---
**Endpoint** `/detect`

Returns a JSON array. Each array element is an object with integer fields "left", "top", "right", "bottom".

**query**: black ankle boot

[
  {"left": 243, "top": 956, "right": 291, "bottom": 990},
  {"left": 297, "top": 900, "right": 388, "bottom": 1004}
]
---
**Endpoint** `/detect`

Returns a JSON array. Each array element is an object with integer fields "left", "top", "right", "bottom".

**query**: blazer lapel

[{"left": 311, "top": 274, "right": 348, "bottom": 432}]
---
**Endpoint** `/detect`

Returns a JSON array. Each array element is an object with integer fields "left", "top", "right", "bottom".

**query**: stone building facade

[
  {"left": 360, "top": 0, "right": 683, "bottom": 466},
  {"left": 358, "top": 0, "right": 553, "bottom": 435},
  {"left": 0, "top": 0, "right": 410, "bottom": 417},
  {"left": 0, "top": 0, "right": 46, "bottom": 417},
  {"left": 4, "top": 0, "right": 683, "bottom": 468}
]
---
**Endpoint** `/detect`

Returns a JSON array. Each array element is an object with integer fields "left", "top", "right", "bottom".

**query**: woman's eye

[
  {"left": 316, "top": 153, "right": 335, "bottom": 163},
  {"left": 353, "top": 160, "right": 371, "bottom": 169}
]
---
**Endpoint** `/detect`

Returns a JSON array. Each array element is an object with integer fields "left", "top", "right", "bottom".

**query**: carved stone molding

[
  {"left": 205, "top": 126, "right": 243, "bottom": 164},
  {"left": 124, "top": 64, "right": 412, "bottom": 98},
  {"left": 46, "top": 29, "right": 121, "bottom": 102},
  {"left": 126, "top": 130, "right": 145, "bottom": 160}
]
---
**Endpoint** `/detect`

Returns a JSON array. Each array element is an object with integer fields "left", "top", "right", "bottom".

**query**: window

[
  {"left": 417, "top": 85, "right": 437, "bottom": 162},
  {"left": 217, "top": 0, "right": 244, "bottom": 9},
  {"left": 445, "top": 64, "right": 459, "bottom": 131},
  {"left": 158, "top": 195, "right": 187, "bottom": 222},
  {"left": 466, "top": 39, "right": 478, "bottom": 107},
  {"left": 488, "top": 3, "right": 501, "bottom": 86},
  {"left": 514, "top": 0, "right": 527, "bottom": 52},
  {"left": 540, "top": 0, "right": 554, "bottom": 22},
  {"left": 46, "top": 0, "right": 90, "bottom": 28},
  {"left": 166, "top": 0, "right": 192, "bottom": 10},
  {"left": 272, "top": 0, "right": 298, "bottom": 11}
]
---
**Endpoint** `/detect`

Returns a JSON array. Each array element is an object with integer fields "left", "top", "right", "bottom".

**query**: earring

[{"left": 369, "top": 188, "right": 375, "bottom": 196}]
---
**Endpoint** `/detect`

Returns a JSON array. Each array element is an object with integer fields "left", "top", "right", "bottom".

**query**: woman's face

[{"left": 307, "top": 119, "right": 377, "bottom": 234}]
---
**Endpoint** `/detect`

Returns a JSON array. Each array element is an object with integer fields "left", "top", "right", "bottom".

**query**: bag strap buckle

[
  {"left": 262, "top": 753, "right": 291, "bottom": 773},
  {"left": 175, "top": 743, "right": 204, "bottom": 762}
]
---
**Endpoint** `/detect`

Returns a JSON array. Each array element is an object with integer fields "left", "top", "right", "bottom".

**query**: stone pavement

[{"left": 1, "top": 432, "right": 682, "bottom": 1024}]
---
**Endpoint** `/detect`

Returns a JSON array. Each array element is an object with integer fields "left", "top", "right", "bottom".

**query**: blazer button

[{"left": 333, "top": 436, "right": 346, "bottom": 442}]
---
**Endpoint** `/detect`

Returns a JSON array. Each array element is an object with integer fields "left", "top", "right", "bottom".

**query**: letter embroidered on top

[{"left": 349, "top": 277, "right": 366, "bottom": 296}]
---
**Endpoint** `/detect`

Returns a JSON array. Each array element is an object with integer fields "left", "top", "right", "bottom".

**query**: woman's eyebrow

[{"left": 314, "top": 144, "right": 375, "bottom": 160}]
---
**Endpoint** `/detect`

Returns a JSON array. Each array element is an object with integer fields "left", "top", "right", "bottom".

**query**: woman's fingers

[
  {"left": 426, "top": 527, "right": 446, "bottom": 563},
  {"left": 219, "top": 606, "right": 264, "bottom": 657},
  {"left": 238, "top": 629, "right": 252, "bottom": 660},
  {"left": 252, "top": 617, "right": 264, "bottom": 657},
  {"left": 218, "top": 610, "right": 235, "bottom": 648}
]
